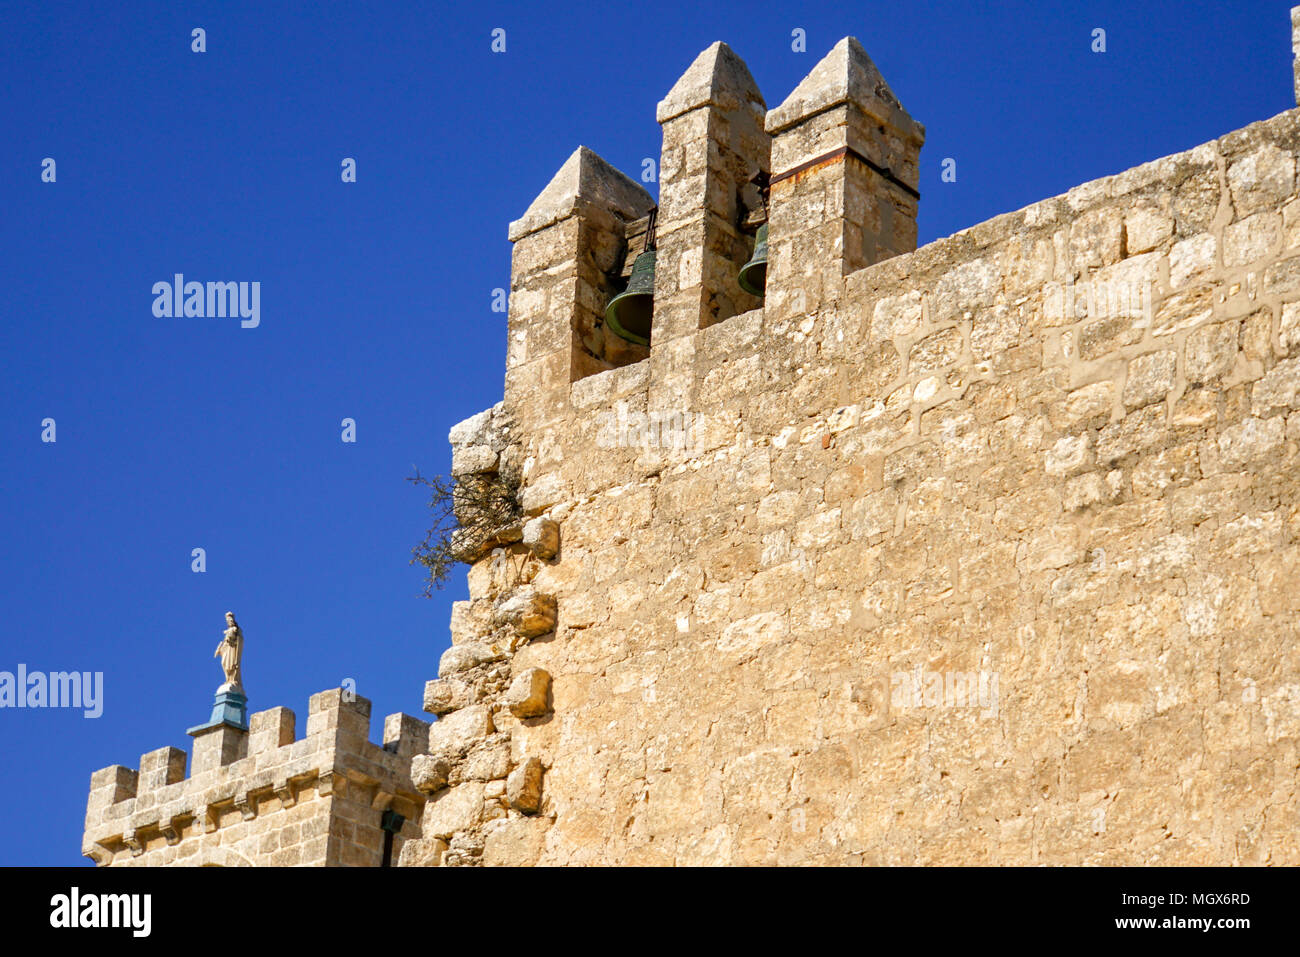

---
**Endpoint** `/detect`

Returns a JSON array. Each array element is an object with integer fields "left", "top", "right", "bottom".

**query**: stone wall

[
  {"left": 403, "top": 31, "right": 1300, "bottom": 865},
  {"left": 84, "top": 690, "right": 428, "bottom": 866}
]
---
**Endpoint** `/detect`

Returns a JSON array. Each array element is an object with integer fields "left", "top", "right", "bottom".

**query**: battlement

[
  {"left": 83, "top": 689, "right": 429, "bottom": 866},
  {"left": 502, "top": 37, "right": 924, "bottom": 435},
  {"left": 479, "top": 30, "right": 1300, "bottom": 523}
]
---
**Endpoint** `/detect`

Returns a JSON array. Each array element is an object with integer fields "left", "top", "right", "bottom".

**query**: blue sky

[{"left": 0, "top": 0, "right": 1290, "bottom": 864}]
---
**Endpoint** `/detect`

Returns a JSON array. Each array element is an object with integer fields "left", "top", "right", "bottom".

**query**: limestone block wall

[
  {"left": 84, "top": 690, "right": 429, "bottom": 866},
  {"left": 416, "top": 32, "right": 1300, "bottom": 865},
  {"left": 398, "top": 401, "right": 560, "bottom": 866}
]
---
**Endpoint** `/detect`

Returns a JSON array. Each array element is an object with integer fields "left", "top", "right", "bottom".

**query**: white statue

[{"left": 214, "top": 611, "right": 244, "bottom": 692}]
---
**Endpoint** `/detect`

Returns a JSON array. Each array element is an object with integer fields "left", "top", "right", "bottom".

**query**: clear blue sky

[{"left": 0, "top": 0, "right": 1290, "bottom": 865}]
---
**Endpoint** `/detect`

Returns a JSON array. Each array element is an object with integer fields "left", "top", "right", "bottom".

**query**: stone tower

[{"left": 83, "top": 689, "right": 429, "bottom": 866}]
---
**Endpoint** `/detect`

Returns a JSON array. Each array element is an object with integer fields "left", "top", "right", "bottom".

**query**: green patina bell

[
  {"left": 737, "top": 223, "right": 768, "bottom": 297},
  {"left": 605, "top": 249, "right": 656, "bottom": 346}
]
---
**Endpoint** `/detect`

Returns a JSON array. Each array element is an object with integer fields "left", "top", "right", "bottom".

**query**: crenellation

[
  {"left": 137, "top": 746, "right": 186, "bottom": 790},
  {"left": 765, "top": 35, "right": 924, "bottom": 323},
  {"left": 653, "top": 41, "right": 769, "bottom": 338},
  {"left": 190, "top": 724, "right": 246, "bottom": 776},
  {"left": 504, "top": 146, "right": 655, "bottom": 433},
  {"left": 249, "top": 705, "right": 296, "bottom": 755},
  {"left": 84, "top": 689, "right": 430, "bottom": 866},
  {"left": 382, "top": 712, "right": 430, "bottom": 758},
  {"left": 87, "top": 764, "right": 138, "bottom": 808}
]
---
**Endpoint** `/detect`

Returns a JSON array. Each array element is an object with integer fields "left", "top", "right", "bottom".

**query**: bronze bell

[
  {"left": 604, "top": 249, "right": 655, "bottom": 346},
  {"left": 605, "top": 208, "right": 657, "bottom": 346},
  {"left": 737, "top": 223, "right": 768, "bottom": 297}
]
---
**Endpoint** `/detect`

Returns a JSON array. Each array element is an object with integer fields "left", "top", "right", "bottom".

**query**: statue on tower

[
  {"left": 188, "top": 610, "right": 250, "bottom": 734},
  {"left": 214, "top": 611, "right": 244, "bottom": 692}
]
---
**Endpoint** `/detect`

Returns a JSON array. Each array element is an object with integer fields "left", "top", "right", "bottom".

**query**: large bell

[
  {"left": 737, "top": 223, "right": 768, "bottom": 297},
  {"left": 605, "top": 249, "right": 656, "bottom": 346}
]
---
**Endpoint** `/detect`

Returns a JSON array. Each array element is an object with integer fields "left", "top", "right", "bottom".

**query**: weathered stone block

[
  {"left": 1063, "top": 472, "right": 1113, "bottom": 511},
  {"left": 427, "top": 705, "right": 494, "bottom": 758},
  {"left": 1049, "top": 382, "right": 1116, "bottom": 432},
  {"left": 1169, "top": 234, "right": 1215, "bottom": 288},
  {"left": 520, "top": 473, "right": 567, "bottom": 514},
  {"left": 1224, "top": 212, "right": 1281, "bottom": 266},
  {"left": 422, "top": 675, "right": 483, "bottom": 716},
  {"left": 449, "top": 599, "right": 493, "bottom": 646},
  {"left": 138, "top": 747, "right": 186, "bottom": 790},
  {"left": 438, "top": 642, "right": 503, "bottom": 678},
  {"left": 456, "top": 736, "right": 512, "bottom": 783},
  {"left": 504, "top": 668, "right": 553, "bottom": 718},
  {"left": 1097, "top": 405, "right": 1166, "bottom": 465},
  {"left": 1227, "top": 144, "right": 1296, "bottom": 216},
  {"left": 448, "top": 406, "right": 495, "bottom": 448},
  {"left": 249, "top": 707, "right": 296, "bottom": 753},
  {"left": 451, "top": 445, "right": 499, "bottom": 477},
  {"left": 494, "top": 588, "right": 557, "bottom": 639},
  {"left": 932, "top": 256, "right": 1000, "bottom": 321},
  {"left": 521, "top": 517, "right": 560, "bottom": 559},
  {"left": 1277, "top": 302, "right": 1300, "bottom": 355},
  {"left": 1068, "top": 207, "right": 1123, "bottom": 268},
  {"left": 1251, "top": 356, "right": 1300, "bottom": 414},
  {"left": 411, "top": 754, "right": 452, "bottom": 794},
  {"left": 1078, "top": 316, "right": 1142, "bottom": 360},
  {"left": 1045, "top": 434, "right": 1094, "bottom": 478},
  {"left": 382, "top": 712, "right": 430, "bottom": 757},
  {"left": 397, "top": 837, "right": 447, "bottom": 867},
  {"left": 423, "top": 784, "right": 486, "bottom": 840},
  {"left": 1131, "top": 444, "right": 1201, "bottom": 497},
  {"left": 1174, "top": 167, "right": 1220, "bottom": 235},
  {"left": 506, "top": 758, "right": 544, "bottom": 814},
  {"left": 909, "top": 327, "right": 963, "bottom": 376},
  {"left": 481, "top": 817, "right": 548, "bottom": 867},
  {"left": 1185, "top": 320, "right": 1240, "bottom": 384},
  {"left": 1124, "top": 206, "right": 1173, "bottom": 253},
  {"left": 871, "top": 291, "right": 923, "bottom": 341},
  {"left": 1217, "top": 416, "right": 1285, "bottom": 468},
  {"left": 1123, "top": 351, "right": 1177, "bottom": 409}
]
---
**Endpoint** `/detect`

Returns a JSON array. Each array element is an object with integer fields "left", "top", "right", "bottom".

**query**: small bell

[
  {"left": 605, "top": 208, "right": 657, "bottom": 346},
  {"left": 604, "top": 249, "right": 655, "bottom": 346},
  {"left": 737, "top": 223, "right": 768, "bottom": 297}
]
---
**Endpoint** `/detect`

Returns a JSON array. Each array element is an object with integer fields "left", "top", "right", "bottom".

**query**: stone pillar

[
  {"left": 87, "top": 765, "right": 137, "bottom": 804},
  {"left": 189, "top": 723, "right": 247, "bottom": 775},
  {"left": 188, "top": 683, "right": 251, "bottom": 773},
  {"left": 249, "top": 706, "right": 296, "bottom": 753},
  {"left": 383, "top": 712, "right": 432, "bottom": 759},
  {"left": 650, "top": 42, "right": 768, "bottom": 414},
  {"left": 138, "top": 746, "right": 186, "bottom": 789},
  {"left": 82, "top": 766, "right": 137, "bottom": 863},
  {"left": 504, "top": 146, "right": 655, "bottom": 431},
  {"left": 85, "top": 766, "right": 135, "bottom": 820},
  {"left": 306, "top": 687, "right": 372, "bottom": 746},
  {"left": 764, "top": 37, "right": 924, "bottom": 322}
]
